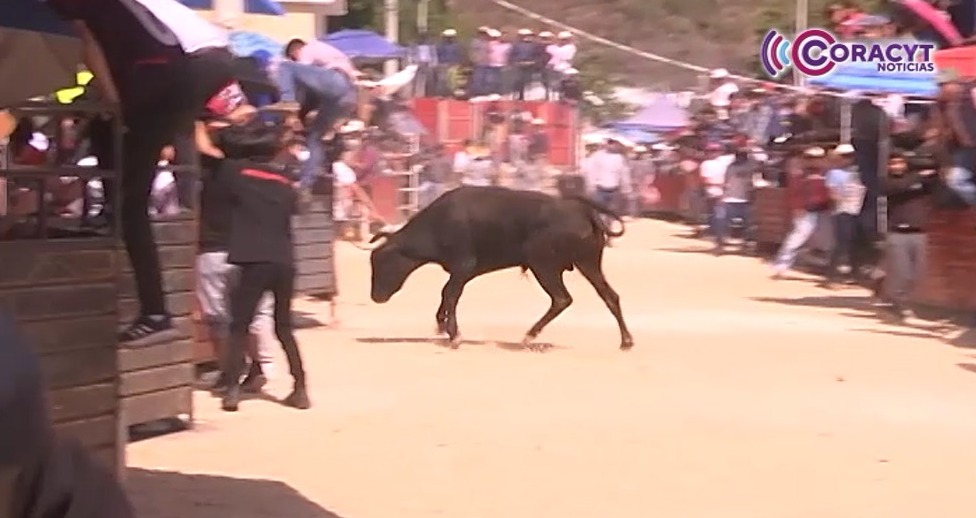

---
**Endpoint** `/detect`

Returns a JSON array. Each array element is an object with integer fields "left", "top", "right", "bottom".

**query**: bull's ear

[{"left": 369, "top": 231, "right": 390, "bottom": 244}]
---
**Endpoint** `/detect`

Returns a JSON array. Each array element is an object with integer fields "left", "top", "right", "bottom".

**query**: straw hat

[
  {"left": 833, "top": 143, "right": 855, "bottom": 155},
  {"left": 339, "top": 119, "right": 366, "bottom": 133},
  {"left": 518, "top": 28, "right": 532, "bottom": 36},
  {"left": 539, "top": 31, "right": 553, "bottom": 38},
  {"left": 804, "top": 146, "right": 826, "bottom": 158},
  {"left": 0, "top": 110, "right": 15, "bottom": 141}
]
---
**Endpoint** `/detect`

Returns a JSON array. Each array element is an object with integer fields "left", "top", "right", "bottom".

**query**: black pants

[
  {"left": 226, "top": 262, "right": 305, "bottom": 386},
  {"left": 98, "top": 48, "right": 234, "bottom": 316},
  {"left": 828, "top": 212, "right": 860, "bottom": 279}
]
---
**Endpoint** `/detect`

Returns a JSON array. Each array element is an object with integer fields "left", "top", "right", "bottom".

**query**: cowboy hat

[
  {"left": 833, "top": 143, "right": 855, "bottom": 155},
  {"left": 517, "top": 28, "right": 532, "bottom": 36},
  {"left": 538, "top": 31, "right": 553, "bottom": 38}
]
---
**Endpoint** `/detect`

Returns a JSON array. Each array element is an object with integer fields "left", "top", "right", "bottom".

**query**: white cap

[
  {"left": 532, "top": 118, "right": 544, "bottom": 125},
  {"left": 442, "top": 28, "right": 457, "bottom": 36},
  {"left": 709, "top": 68, "right": 729, "bottom": 79},
  {"left": 487, "top": 28, "right": 501, "bottom": 38},
  {"left": 539, "top": 31, "right": 553, "bottom": 38},
  {"left": 833, "top": 143, "right": 855, "bottom": 155},
  {"left": 803, "top": 146, "right": 825, "bottom": 158},
  {"left": 564, "top": 68, "right": 578, "bottom": 75},
  {"left": 478, "top": 26, "right": 490, "bottom": 32},
  {"left": 518, "top": 28, "right": 532, "bottom": 35},
  {"left": 558, "top": 30, "right": 572, "bottom": 38},
  {"left": 339, "top": 119, "right": 366, "bottom": 133}
]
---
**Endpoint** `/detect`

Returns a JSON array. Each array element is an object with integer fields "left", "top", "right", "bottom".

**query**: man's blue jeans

[
  {"left": 277, "top": 61, "right": 358, "bottom": 187},
  {"left": 713, "top": 200, "right": 750, "bottom": 247},
  {"left": 947, "top": 148, "right": 976, "bottom": 207}
]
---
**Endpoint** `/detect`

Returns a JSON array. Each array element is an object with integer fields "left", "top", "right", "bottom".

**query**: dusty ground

[{"left": 127, "top": 220, "right": 976, "bottom": 518}]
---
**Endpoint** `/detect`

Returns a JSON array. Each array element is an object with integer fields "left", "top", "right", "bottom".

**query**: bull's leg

[
  {"left": 574, "top": 253, "right": 634, "bottom": 350},
  {"left": 436, "top": 275, "right": 470, "bottom": 347},
  {"left": 522, "top": 265, "right": 573, "bottom": 351}
]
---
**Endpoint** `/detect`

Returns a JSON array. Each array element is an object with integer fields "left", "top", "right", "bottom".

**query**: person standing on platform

[
  {"left": 824, "top": 144, "right": 866, "bottom": 287},
  {"left": 510, "top": 29, "right": 537, "bottom": 101},
  {"left": 436, "top": 29, "right": 464, "bottom": 97},
  {"left": 43, "top": 0, "right": 238, "bottom": 346},
  {"left": 468, "top": 27, "right": 491, "bottom": 97},
  {"left": 534, "top": 31, "right": 554, "bottom": 100}
]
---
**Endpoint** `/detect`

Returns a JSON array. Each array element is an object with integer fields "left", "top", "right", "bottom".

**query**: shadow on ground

[
  {"left": 751, "top": 295, "right": 877, "bottom": 312},
  {"left": 127, "top": 468, "right": 346, "bottom": 518},
  {"left": 355, "top": 336, "right": 562, "bottom": 352}
]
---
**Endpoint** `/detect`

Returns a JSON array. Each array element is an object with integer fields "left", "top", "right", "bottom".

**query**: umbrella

[
  {"left": 890, "top": 0, "right": 963, "bottom": 47},
  {"left": 321, "top": 29, "right": 405, "bottom": 60},
  {"left": 0, "top": 0, "right": 79, "bottom": 107},
  {"left": 178, "top": 0, "right": 285, "bottom": 15}
]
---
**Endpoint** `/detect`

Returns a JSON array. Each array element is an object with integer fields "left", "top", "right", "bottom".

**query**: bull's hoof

[
  {"left": 435, "top": 320, "right": 448, "bottom": 336},
  {"left": 522, "top": 335, "right": 548, "bottom": 352},
  {"left": 620, "top": 339, "right": 635, "bottom": 351}
]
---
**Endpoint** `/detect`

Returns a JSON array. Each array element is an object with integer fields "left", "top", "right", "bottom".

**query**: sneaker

[
  {"left": 119, "top": 315, "right": 180, "bottom": 346},
  {"left": 261, "top": 101, "right": 300, "bottom": 112}
]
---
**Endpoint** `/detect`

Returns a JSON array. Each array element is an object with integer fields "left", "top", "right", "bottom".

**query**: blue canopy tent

[
  {"left": 229, "top": 30, "right": 282, "bottom": 58},
  {"left": 607, "top": 95, "right": 690, "bottom": 133},
  {"left": 805, "top": 60, "right": 937, "bottom": 97},
  {"left": 321, "top": 29, "right": 405, "bottom": 60},
  {"left": 0, "top": 0, "right": 79, "bottom": 105},
  {"left": 178, "top": 0, "right": 285, "bottom": 15}
]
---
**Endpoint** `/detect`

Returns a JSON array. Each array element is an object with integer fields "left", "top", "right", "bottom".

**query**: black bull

[{"left": 366, "top": 186, "right": 635, "bottom": 350}]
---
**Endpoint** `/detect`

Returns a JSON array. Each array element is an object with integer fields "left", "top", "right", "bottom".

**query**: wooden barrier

[
  {"left": 915, "top": 208, "right": 976, "bottom": 311},
  {"left": 753, "top": 187, "right": 792, "bottom": 246},
  {"left": 0, "top": 100, "right": 125, "bottom": 477},
  {"left": 0, "top": 239, "right": 123, "bottom": 474},
  {"left": 118, "top": 215, "right": 195, "bottom": 429}
]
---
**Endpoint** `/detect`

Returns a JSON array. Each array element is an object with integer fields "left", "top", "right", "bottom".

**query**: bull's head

[{"left": 363, "top": 230, "right": 425, "bottom": 303}]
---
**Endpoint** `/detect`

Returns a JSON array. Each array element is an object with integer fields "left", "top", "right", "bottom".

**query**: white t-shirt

[
  {"left": 453, "top": 151, "right": 471, "bottom": 173},
  {"left": 133, "top": 0, "right": 228, "bottom": 53},
  {"left": 333, "top": 161, "right": 357, "bottom": 186},
  {"left": 700, "top": 155, "right": 733, "bottom": 198},
  {"left": 709, "top": 82, "right": 739, "bottom": 108}
]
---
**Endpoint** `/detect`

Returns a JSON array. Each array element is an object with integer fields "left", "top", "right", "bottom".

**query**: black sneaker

[
  {"left": 119, "top": 315, "right": 180, "bottom": 346},
  {"left": 241, "top": 372, "right": 268, "bottom": 394},
  {"left": 222, "top": 385, "right": 241, "bottom": 412}
]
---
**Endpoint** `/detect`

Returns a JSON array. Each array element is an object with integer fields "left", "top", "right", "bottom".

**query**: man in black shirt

[
  {"left": 219, "top": 134, "right": 310, "bottom": 412},
  {"left": 880, "top": 154, "right": 937, "bottom": 321}
]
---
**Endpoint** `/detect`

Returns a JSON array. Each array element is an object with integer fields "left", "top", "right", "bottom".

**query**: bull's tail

[{"left": 569, "top": 195, "right": 625, "bottom": 238}]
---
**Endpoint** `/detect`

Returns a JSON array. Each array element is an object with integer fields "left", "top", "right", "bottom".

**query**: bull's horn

[
  {"left": 352, "top": 231, "right": 391, "bottom": 251},
  {"left": 369, "top": 231, "right": 391, "bottom": 244}
]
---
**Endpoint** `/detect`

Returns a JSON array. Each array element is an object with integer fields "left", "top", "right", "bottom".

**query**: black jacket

[
  {"left": 884, "top": 171, "right": 936, "bottom": 231},
  {"left": 226, "top": 159, "right": 299, "bottom": 266}
]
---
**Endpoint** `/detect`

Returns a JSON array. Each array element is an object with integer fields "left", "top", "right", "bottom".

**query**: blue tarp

[
  {"left": 806, "top": 60, "right": 937, "bottom": 96},
  {"left": 608, "top": 95, "right": 689, "bottom": 132},
  {"left": 229, "top": 31, "right": 282, "bottom": 58},
  {"left": 178, "top": 0, "right": 285, "bottom": 15},
  {"left": 322, "top": 29, "right": 405, "bottom": 60},
  {"left": 611, "top": 128, "right": 662, "bottom": 144}
]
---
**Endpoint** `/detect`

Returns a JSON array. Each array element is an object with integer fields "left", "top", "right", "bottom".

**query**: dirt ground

[{"left": 126, "top": 219, "right": 976, "bottom": 518}]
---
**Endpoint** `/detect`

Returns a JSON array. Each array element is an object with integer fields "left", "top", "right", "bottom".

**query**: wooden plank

[
  {"left": 0, "top": 283, "right": 116, "bottom": 322},
  {"left": 121, "top": 387, "right": 192, "bottom": 427},
  {"left": 119, "top": 268, "right": 195, "bottom": 300},
  {"left": 296, "top": 243, "right": 333, "bottom": 261},
  {"left": 119, "top": 339, "right": 194, "bottom": 373},
  {"left": 292, "top": 212, "right": 333, "bottom": 230},
  {"left": 0, "top": 245, "right": 116, "bottom": 289},
  {"left": 40, "top": 345, "right": 116, "bottom": 390},
  {"left": 151, "top": 219, "right": 197, "bottom": 246},
  {"left": 54, "top": 414, "right": 116, "bottom": 449},
  {"left": 296, "top": 272, "right": 336, "bottom": 294},
  {"left": 293, "top": 228, "right": 333, "bottom": 246},
  {"left": 120, "top": 363, "right": 194, "bottom": 397},
  {"left": 48, "top": 383, "right": 116, "bottom": 423},
  {"left": 297, "top": 258, "right": 333, "bottom": 275},
  {"left": 118, "top": 291, "right": 194, "bottom": 323},
  {"left": 19, "top": 315, "right": 116, "bottom": 355},
  {"left": 119, "top": 245, "right": 196, "bottom": 272}
]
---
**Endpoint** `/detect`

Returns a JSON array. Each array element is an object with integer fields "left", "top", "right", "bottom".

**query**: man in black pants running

[
  {"left": 44, "top": 0, "right": 237, "bottom": 345},
  {"left": 218, "top": 132, "right": 310, "bottom": 412}
]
